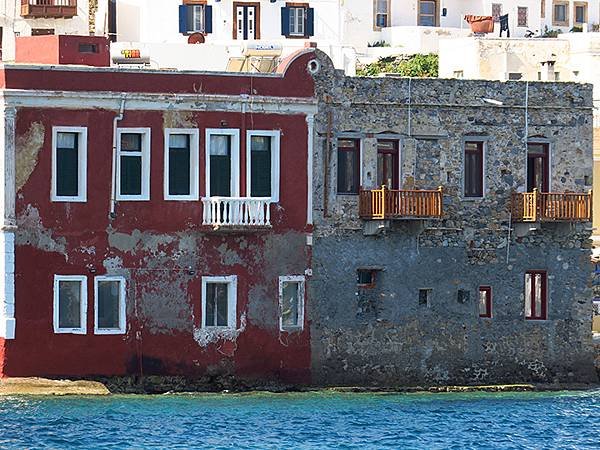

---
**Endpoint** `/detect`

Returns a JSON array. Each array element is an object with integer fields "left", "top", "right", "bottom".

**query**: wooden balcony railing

[
  {"left": 21, "top": 0, "right": 77, "bottom": 18},
  {"left": 359, "top": 186, "right": 443, "bottom": 220},
  {"left": 511, "top": 189, "right": 592, "bottom": 222},
  {"left": 202, "top": 197, "right": 271, "bottom": 227}
]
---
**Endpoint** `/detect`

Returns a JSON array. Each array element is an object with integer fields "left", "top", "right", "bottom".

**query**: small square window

[
  {"left": 78, "top": 43, "right": 98, "bottom": 53},
  {"left": 357, "top": 269, "right": 377, "bottom": 288},
  {"left": 508, "top": 72, "right": 523, "bottom": 80},
  {"left": 457, "top": 289, "right": 470, "bottom": 304}
]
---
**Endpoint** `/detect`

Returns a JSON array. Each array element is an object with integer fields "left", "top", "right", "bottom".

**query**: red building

[{"left": 0, "top": 36, "right": 317, "bottom": 389}]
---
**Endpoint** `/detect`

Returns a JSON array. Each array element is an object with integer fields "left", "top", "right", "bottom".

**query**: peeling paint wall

[
  {"left": 4, "top": 53, "right": 316, "bottom": 387},
  {"left": 309, "top": 50, "right": 597, "bottom": 386}
]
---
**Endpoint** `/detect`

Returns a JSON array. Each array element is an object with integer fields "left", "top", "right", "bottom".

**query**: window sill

[
  {"left": 280, "top": 326, "right": 304, "bottom": 332},
  {"left": 94, "top": 328, "right": 126, "bottom": 335},
  {"left": 116, "top": 196, "right": 150, "bottom": 202},
  {"left": 462, "top": 196, "right": 485, "bottom": 201},
  {"left": 165, "top": 195, "right": 200, "bottom": 201},
  {"left": 200, "top": 325, "right": 236, "bottom": 330},
  {"left": 54, "top": 328, "right": 86, "bottom": 334},
  {"left": 51, "top": 197, "right": 87, "bottom": 203}
]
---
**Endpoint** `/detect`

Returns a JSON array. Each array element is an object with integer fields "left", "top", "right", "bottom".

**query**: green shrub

[{"left": 356, "top": 54, "right": 439, "bottom": 77}]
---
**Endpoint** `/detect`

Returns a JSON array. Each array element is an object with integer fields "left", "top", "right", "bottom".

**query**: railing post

[
  {"left": 437, "top": 186, "right": 443, "bottom": 216},
  {"left": 532, "top": 188, "right": 539, "bottom": 222},
  {"left": 381, "top": 185, "right": 386, "bottom": 219}
]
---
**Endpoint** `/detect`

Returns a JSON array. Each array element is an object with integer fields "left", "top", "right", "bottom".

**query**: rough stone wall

[{"left": 309, "top": 50, "right": 598, "bottom": 386}]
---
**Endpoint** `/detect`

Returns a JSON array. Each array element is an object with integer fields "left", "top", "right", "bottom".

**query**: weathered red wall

[
  {"left": 15, "top": 35, "right": 110, "bottom": 67},
  {"left": 3, "top": 52, "right": 316, "bottom": 384}
]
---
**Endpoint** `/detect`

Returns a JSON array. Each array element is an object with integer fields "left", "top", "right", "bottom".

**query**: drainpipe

[{"left": 110, "top": 96, "right": 126, "bottom": 218}]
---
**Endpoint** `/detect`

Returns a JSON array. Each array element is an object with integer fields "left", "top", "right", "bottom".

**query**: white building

[{"left": 0, "top": 0, "right": 90, "bottom": 61}]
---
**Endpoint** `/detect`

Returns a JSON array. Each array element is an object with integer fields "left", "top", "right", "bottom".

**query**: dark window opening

[
  {"left": 250, "top": 135, "right": 272, "bottom": 197},
  {"left": 527, "top": 143, "right": 549, "bottom": 192},
  {"left": 168, "top": 134, "right": 191, "bottom": 196},
  {"left": 205, "top": 282, "right": 229, "bottom": 327},
  {"left": 78, "top": 43, "right": 98, "bottom": 53},
  {"left": 337, "top": 138, "right": 360, "bottom": 194},
  {"left": 464, "top": 141, "right": 483, "bottom": 197},
  {"left": 479, "top": 286, "right": 492, "bottom": 318},
  {"left": 119, "top": 133, "right": 143, "bottom": 196},
  {"left": 377, "top": 139, "right": 399, "bottom": 189},
  {"left": 419, "top": 288, "right": 431, "bottom": 306},
  {"left": 209, "top": 134, "right": 232, "bottom": 197},
  {"left": 56, "top": 132, "right": 79, "bottom": 197},
  {"left": 357, "top": 269, "right": 377, "bottom": 288},
  {"left": 457, "top": 289, "right": 470, "bottom": 304}
]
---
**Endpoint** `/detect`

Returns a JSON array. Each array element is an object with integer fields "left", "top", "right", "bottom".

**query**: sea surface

[{"left": 0, "top": 389, "right": 598, "bottom": 449}]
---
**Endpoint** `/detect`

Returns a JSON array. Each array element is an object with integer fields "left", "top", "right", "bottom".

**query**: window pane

[
  {"left": 420, "top": 1, "right": 435, "bottom": 15},
  {"left": 210, "top": 135, "right": 230, "bottom": 156},
  {"left": 58, "top": 281, "right": 82, "bottom": 329},
  {"left": 98, "top": 280, "right": 120, "bottom": 329},
  {"left": 206, "top": 283, "right": 228, "bottom": 327},
  {"left": 120, "top": 133, "right": 142, "bottom": 152},
  {"left": 281, "top": 282, "right": 300, "bottom": 327},
  {"left": 56, "top": 144, "right": 79, "bottom": 197},
  {"left": 193, "top": 5, "right": 204, "bottom": 31},
  {"left": 57, "top": 132, "right": 76, "bottom": 149},
  {"left": 250, "top": 136, "right": 271, "bottom": 197},
  {"left": 464, "top": 142, "right": 483, "bottom": 197},
  {"left": 169, "top": 135, "right": 191, "bottom": 196},
  {"left": 534, "top": 274, "right": 542, "bottom": 317},
  {"left": 376, "top": 0, "right": 388, "bottom": 14},
  {"left": 120, "top": 155, "right": 142, "bottom": 195},
  {"left": 525, "top": 273, "right": 532, "bottom": 317},
  {"left": 337, "top": 140, "right": 359, "bottom": 194}
]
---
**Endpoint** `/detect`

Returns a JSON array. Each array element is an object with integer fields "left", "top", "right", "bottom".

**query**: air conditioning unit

[{"left": 242, "top": 43, "right": 283, "bottom": 57}]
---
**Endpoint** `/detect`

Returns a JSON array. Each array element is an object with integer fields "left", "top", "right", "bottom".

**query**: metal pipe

[{"left": 110, "top": 96, "right": 126, "bottom": 217}]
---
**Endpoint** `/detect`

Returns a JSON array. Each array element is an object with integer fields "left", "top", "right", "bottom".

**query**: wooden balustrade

[
  {"left": 202, "top": 197, "right": 271, "bottom": 227},
  {"left": 511, "top": 190, "right": 592, "bottom": 222},
  {"left": 359, "top": 186, "right": 443, "bottom": 220},
  {"left": 21, "top": 0, "right": 77, "bottom": 18}
]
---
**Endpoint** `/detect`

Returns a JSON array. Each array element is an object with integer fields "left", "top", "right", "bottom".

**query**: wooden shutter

[
  {"left": 205, "top": 5, "right": 213, "bottom": 33},
  {"left": 179, "top": 5, "right": 188, "bottom": 34},
  {"left": 281, "top": 7, "right": 290, "bottom": 36},
  {"left": 306, "top": 7, "right": 315, "bottom": 36}
]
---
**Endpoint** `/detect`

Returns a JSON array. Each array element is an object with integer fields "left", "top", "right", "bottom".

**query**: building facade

[
  {"left": 0, "top": 40, "right": 316, "bottom": 390},
  {"left": 308, "top": 49, "right": 597, "bottom": 386},
  {"left": 0, "top": 0, "right": 90, "bottom": 61}
]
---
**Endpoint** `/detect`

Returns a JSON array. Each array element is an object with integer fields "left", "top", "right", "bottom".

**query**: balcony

[
  {"left": 359, "top": 186, "right": 444, "bottom": 220},
  {"left": 21, "top": 0, "right": 77, "bottom": 18},
  {"left": 511, "top": 190, "right": 592, "bottom": 222},
  {"left": 202, "top": 197, "right": 271, "bottom": 230}
]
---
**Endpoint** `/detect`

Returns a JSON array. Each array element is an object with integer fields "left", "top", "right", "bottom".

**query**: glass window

[
  {"left": 554, "top": 3, "right": 567, "bottom": 23},
  {"left": 517, "top": 7, "right": 528, "bottom": 26},
  {"left": 95, "top": 277, "right": 125, "bottom": 333},
  {"left": 55, "top": 132, "right": 79, "bottom": 197},
  {"left": 479, "top": 286, "right": 492, "bottom": 318},
  {"left": 289, "top": 7, "right": 306, "bottom": 36},
  {"left": 357, "top": 269, "right": 377, "bottom": 288},
  {"left": 192, "top": 5, "right": 205, "bottom": 32},
  {"left": 525, "top": 271, "right": 547, "bottom": 320},
  {"left": 464, "top": 141, "right": 484, "bottom": 197},
  {"left": 575, "top": 4, "right": 586, "bottom": 24},
  {"left": 205, "top": 282, "right": 229, "bottom": 327},
  {"left": 168, "top": 134, "right": 191, "bottom": 196},
  {"left": 279, "top": 277, "right": 304, "bottom": 330},
  {"left": 337, "top": 139, "right": 360, "bottom": 194},
  {"left": 209, "top": 134, "right": 232, "bottom": 197},
  {"left": 117, "top": 129, "right": 150, "bottom": 200},
  {"left": 54, "top": 275, "right": 87, "bottom": 334},
  {"left": 375, "top": 0, "right": 389, "bottom": 28},
  {"left": 418, "top": 0, "right": 437, "bottom": 26},
  {"left": 250, "top": 135, "right": 272, "bottom": 197},
  {"left": 419, "top": 288, "right": 431, "bottom": 306}
]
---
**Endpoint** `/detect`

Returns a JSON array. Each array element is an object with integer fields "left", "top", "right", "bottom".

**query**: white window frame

[
  {"left": 53, "top": 275, "right": 87, "bottom": 334},
  {"left": 289, "top": 7, "right": 306, "bottom": 36},
  {"left": 51, "top": 126, "right": 88, "bottom": 202},
  {"left": 164, "top": 128, "right": 200, "bottom": 201},
  {"left": 246, "top": 130, "right": 280, "bottom": 202},
  {"left": 94, "top": 276, "right": 126, "bottom": 335},
  {"left": 116, "top": 127, "right": 151, "bottom": 201},
  {"left": 201, "top": 275, "right": 237, "bottom": 329},
  {"left": 278, "top": 275, "right": 305, "bottom": 331},
  {"left": 204, "top": 129, "right": 240, "bottom": 198}
]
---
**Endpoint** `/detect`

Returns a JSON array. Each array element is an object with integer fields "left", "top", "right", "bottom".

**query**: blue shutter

[
  {"left": 281, "top": 7, "right": 290, "bottom": 36},
  {"left": 306, "top": 7, "right": 315, "bottom": 37},
  {"left": 178, "top": 5, "right": 188, "bottom": 34},
  {"left": 204, "top": 5, "right": 213, "bottom": 33}
]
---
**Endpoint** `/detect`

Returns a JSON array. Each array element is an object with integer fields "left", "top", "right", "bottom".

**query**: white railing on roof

[{"left": 202, "top": 197, "right": 271, "bottom": 227}]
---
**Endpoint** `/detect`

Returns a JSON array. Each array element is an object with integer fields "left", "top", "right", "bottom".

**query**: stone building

[{"left": 308, "top": 50, "right": 598, "bottom": 386}]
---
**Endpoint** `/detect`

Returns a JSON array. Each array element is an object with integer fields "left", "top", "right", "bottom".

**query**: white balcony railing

[{"left": 202, "top": 197, "right": 271, "bottom": 227}]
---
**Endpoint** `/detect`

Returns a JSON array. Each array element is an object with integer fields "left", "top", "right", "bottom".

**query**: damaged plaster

[
  {"left": 16, "top": 205, "right": 67, "bottom": 255},
  {"left": 15, "top": 122, "right": 44, "bottom": 193}
]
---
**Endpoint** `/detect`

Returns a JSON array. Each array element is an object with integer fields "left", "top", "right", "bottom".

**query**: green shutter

[
  {"left": 251, "top": 149, "right": 271, "bottom": 197},
  {"left": 210, "top": 155, "right": 231, "bottom": 197},
  {"left": 120, "top": 156, "right": 142, "bottom": 196}
]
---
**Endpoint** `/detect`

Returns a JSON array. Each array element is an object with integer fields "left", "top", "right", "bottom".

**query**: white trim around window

[
  {"left": 94, "top": 276, "right": 127, "bottom": 335},
  {"left": 51, "top": 126, "right": 88, "bottom": 202},
  {"left": 201, "top": 275, "right": 237, "bottom": 329},
  {"left": 278, "top": 275, "right": 305, "bottom": 331},
  {"left": 204, "top": 128, "right": 240, "bottom": 198},
  {"left": 246, "top": 130, "right": 281, "bottom": 202},
  {"left": 163, "top": 128, "right": 200, "bottom": 201},
  {"left": 53, "top": 275, "right": 87, "bottom": 334},
  {"left": 116, "top": 127, "right": 151, "bottom": 201}
]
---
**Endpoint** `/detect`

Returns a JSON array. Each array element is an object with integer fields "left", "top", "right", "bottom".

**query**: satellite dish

[{"left": 188, "top": 33, "right": 205, "bottom": 44}]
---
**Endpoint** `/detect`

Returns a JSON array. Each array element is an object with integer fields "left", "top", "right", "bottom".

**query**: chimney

[{"left": 540, "top": 60, "right": 556, "bottom": 81}]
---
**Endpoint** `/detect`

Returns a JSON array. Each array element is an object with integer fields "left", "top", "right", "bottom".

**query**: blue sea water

[{"left": 0, "top": 390, "right": 598, "bottom": 449}]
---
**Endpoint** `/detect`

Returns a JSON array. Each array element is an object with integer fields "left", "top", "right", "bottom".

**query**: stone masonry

[{"left": 308, "top": 50, "right": 598, "bottom": 386}]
